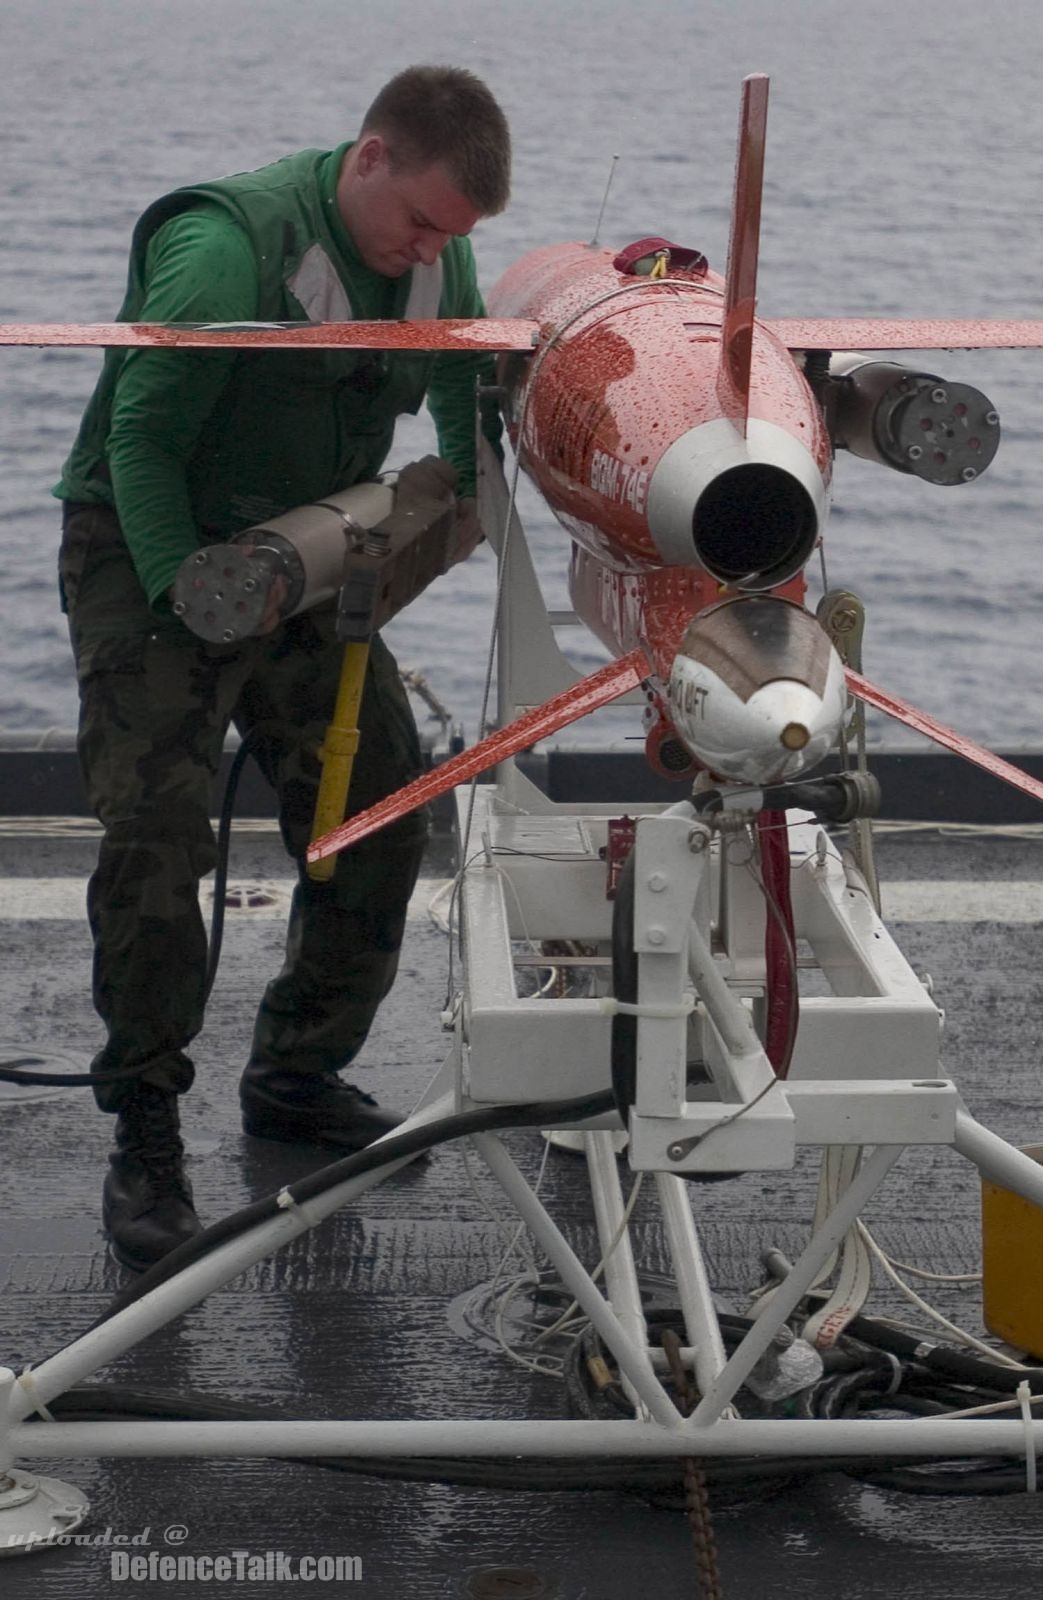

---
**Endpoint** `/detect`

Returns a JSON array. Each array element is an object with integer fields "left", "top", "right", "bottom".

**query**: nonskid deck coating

[{"left": 0, "top": 820, "right": 1041, "bottom": 1598}]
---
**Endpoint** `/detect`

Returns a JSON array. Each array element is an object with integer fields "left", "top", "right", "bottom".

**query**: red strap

[{"left": 757, "top": 811, "right": 797, "bottom": 1079}]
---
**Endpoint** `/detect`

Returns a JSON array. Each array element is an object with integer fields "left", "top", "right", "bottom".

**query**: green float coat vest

[{"left": 59, "top": 146, "right": 484, "bottom": 537}]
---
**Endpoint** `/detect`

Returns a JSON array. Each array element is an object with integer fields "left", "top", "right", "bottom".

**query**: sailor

[{"left": 53, "top": 65, "right": 511, "bottom": 1271}]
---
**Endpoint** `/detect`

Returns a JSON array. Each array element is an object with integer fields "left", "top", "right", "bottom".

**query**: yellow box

[{"left": 982, "top": 1144, "right": 1043, "bottom": 1360}]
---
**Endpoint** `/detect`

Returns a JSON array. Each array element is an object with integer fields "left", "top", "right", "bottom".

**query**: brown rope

[{"left": 662, "top": 1328, "right": 725, "bottom": 1600}]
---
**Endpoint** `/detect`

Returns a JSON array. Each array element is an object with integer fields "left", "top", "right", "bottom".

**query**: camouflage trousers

[{"left": 59, "top": 502, "right": 428, "bottom": 1114}]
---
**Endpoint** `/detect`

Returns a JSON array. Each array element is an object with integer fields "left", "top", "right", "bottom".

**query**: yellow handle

[{"left": 306, "top": 641, "right": 370, "bottom": 882}]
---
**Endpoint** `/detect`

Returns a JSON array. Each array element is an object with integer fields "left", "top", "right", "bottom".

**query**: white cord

[
  {"left": 532, "top": 1171, "right": 646, "bottom": 1348},
  {"left": 461, "top": 1134, "right": 586, "bottom": 1378},
  {"left": 426, "top": 877, "right": 455, "bottom": 934},
  {"left": 863, "top": 1234, "right": 981, "bottom": 1286},
  {"left": 917, "top": 1390, "right": 1043, "bottom": 1423},
  {"left": 460, "top": 1137, "right": 540, "bottom": 1278},
  {"left": 866, "top": 820, "right": 1043, "bottom": 841},
  {"left": 857, "top": 1221, "right": 1027, "bottom": 1370}
]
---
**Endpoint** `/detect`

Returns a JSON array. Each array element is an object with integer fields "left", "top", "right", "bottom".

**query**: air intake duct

[{"left": 645, "top": 417, "right": 827, "bottom": 589}]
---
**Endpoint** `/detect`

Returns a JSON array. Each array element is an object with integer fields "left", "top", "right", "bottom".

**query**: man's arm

[
  {"left": 424, "top": 243, "right": 503, "bottom": 500},
  {"left": 107, "top": 209, "right": 260, "bottom": 606}
]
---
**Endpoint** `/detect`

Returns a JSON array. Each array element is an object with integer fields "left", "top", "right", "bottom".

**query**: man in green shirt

[{"left": 55, "top": 66, "right": 511, "bottom": 1272}]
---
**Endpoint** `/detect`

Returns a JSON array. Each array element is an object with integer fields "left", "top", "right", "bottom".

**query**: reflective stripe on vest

[{"left": 285, "top": 244, "right": 443, "bottom": 324}]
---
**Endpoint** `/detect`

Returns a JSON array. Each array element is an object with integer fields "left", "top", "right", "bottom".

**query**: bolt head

[
  {"left": 647, "top": 872, "right": 668, "bottom": 892},
  {"left": 961, "top": 466, "right": 978, "bottom": 481},
  {"left": 906, "top": 444, "right": 924, "bottom": 461},
  {"left": 646, "top": 927, "right": 666, "bottom": 946}
]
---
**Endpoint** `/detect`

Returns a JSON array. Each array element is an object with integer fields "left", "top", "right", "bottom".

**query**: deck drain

[
  {"left": 464, "top": 1569, "right": 551, "bottom": 1598},
  {"left": 221, "top": 884, "right": 278, "bottom": 909}
]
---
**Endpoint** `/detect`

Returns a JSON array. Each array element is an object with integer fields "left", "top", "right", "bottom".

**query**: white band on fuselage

[{"left": 645, "top": 417, "right": 831, "bottom": 570}]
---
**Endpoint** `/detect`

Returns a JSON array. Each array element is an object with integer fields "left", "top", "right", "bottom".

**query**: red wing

[
  {"left": 307, "top": 649, "right": 648, "bottom": 864},
  {"left": 716, "top": 73, "right": 770, "bottom": 434},
  {"left": 847, "top": 670, "right": 1043, "bottom": 804},
  {"left": 767, "top": 318, "right": 1043, "bottom": 351},
  {"left": 0, "top": 318, "right": 540, "bottom": 352}
]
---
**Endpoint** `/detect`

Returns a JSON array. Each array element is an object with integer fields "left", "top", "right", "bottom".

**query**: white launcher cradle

[
  {"left": 6, "top": 453, "right": 1043, "bottom": 1532},
  {"left": 421, "top": 443, "right": 1043, "bottom": 1466}
]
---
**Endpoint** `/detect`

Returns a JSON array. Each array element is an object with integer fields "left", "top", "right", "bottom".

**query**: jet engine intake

[
  {"left": 645, "top": 417, "right": 826, "bottom": 589},
  {"left": 693, "top": 461, "right": 818, "bottom": 588}
]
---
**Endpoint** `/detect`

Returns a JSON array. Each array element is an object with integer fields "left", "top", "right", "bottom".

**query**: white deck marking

[
  {"left": 0, "top": 878, "right": 454, "bottom": 923},
  {"left": 0, "top": 877, "right": 1038, "bottom": 924},
  {"left": 880, "top": 881, "right": 1042, "bottom": 923}
]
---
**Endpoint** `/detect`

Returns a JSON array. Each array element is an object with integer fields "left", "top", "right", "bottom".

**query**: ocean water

[{"left": 1, "top": 0, "right": 1041, "bottom": 750}]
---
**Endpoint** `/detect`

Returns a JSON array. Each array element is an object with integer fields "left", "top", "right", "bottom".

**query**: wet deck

[{"left": 2, "top": 814, "right": 1042, "bottom": 1598}]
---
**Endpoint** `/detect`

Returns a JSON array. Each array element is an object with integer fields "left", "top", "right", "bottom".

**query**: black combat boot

[
  {"left": 239, "top": 1068, "right": 408, "bottom": 1151},
  {"left": 102, "top": 1085, "right": 203, "bottom": 1271}
]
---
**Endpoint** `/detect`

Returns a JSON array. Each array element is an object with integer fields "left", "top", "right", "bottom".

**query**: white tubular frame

[{"left": 5, "top": 459, "right": 1043, "bottom": 1494}]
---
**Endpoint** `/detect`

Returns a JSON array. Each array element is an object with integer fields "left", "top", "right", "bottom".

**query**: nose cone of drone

[{"left": 667, "top": 596, "right": 847, "bottom": 785}]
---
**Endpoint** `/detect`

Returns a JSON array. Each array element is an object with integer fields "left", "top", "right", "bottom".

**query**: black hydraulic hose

[
  {"left": 838, "top": 1309, "right": 1043, "bottom": 1395},
  {"left": 204, "top": 728, "right": 263, "bottom": 1002},
  {"left": 609, "top": 847, "right": 638, "bottom": 1117},
  {"left": 565, "top": 1306, "right": 1040, "bottom": 1496},
  {"left": 0, "top": 729, "right": 262, "bottom": 1089},
  {"left": 83, "top": 1089, "right": 616, "bottom": 1333}
]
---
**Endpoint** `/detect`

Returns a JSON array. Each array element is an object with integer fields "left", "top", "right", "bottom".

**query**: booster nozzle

[{"left": 821, "top": 354, "right": 1000, "bottom": 486}]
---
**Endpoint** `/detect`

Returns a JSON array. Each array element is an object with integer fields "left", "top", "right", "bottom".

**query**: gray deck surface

[{"left": 1, "top": 817, "right": 1042, "bottom": 1598}]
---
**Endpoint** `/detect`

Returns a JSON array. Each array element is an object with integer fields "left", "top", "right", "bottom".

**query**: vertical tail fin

[{"left": 716, "top": 73, "right": 770, "bottom": 435}]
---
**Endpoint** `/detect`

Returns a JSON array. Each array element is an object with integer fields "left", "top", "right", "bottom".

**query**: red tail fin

[{"left": 716, "top": 73, "right": 770, "bottom": 435}]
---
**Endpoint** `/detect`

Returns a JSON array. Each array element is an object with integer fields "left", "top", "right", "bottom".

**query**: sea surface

[{"left": 2, "top": 0, "right": 1041, "bottom": 750}]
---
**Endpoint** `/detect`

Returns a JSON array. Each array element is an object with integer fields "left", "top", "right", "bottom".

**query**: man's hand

[
  {"left": 448, "top": 496, "right": 484, "bottom": 567},
  {"left": 254, "top": 568, "right": 290, "bottom": 634}
]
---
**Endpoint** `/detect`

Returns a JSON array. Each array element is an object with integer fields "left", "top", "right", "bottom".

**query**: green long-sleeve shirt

[{"left": 57, "top": 145, "right": 498, "bottom": 607}]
